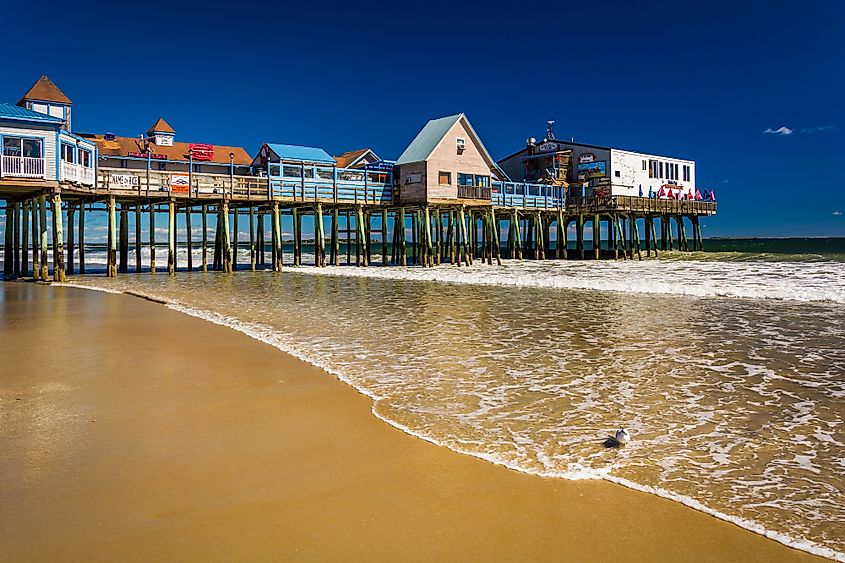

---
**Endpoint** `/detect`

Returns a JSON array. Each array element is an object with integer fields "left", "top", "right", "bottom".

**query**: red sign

[
  {"left": 129, "top": 151, "right": 167, "bottom": 160},
  {"left": 189, "top": 143, "right": 214, "bottom": 161}
]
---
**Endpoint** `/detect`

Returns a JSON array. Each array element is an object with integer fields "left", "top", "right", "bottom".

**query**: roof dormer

[
  {"left": 146, "top": 117, "right": 175, "bottom": 147},
  {"left": 17, "top": 75, "right": 73, "bottom": 130}
]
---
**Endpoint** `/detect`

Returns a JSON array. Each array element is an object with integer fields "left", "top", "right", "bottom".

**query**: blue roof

[
  {"left": 0, "top": 103, "right": 63, "bottom": 125},
  {"left": 266, "top": 143, "right": 335, "bottom": 164}
]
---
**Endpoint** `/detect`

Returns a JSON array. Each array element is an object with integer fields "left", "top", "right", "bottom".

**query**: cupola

[
  {"left": 17, "top": 75, "right": 73, "bottom": 130},
  {"left": 146, "top": 117, "right": 175, "bottom": 146}
]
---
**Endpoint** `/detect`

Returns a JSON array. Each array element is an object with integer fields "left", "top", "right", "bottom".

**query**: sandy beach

[{"left": 0, "top": 283, "right": 824, "bottom": 562}]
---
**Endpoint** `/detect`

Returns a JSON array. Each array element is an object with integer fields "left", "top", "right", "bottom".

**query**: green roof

[{"left": 396, "top": 114, "right": 463, "bottom": 165}]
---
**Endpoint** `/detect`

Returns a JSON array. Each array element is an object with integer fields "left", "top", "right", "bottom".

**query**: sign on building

[
  {"left": 170, "top": 173, "right": 190, "bottom": 193},
  {"left": 109, "top": 173, "right": 140, "bottom": 188},
  {"left": 579, "top": 153, "right": 596, "bottom": 163},
  {"left": 536, "top": 141, "right": 558, "bottom": 153}
]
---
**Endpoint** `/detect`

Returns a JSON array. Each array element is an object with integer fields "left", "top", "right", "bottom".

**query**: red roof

[
  {"left": 147, "top": 117, "right": 175, "bottom": 135},
  {"left": 18, "top": 76, "right": 72, "bottom": 106},
  {"left": 82, "top": 134, "right": 252, "bottom": 166}
]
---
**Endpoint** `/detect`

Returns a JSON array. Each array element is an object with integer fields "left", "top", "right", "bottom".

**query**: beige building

[{"left": 395, "top": 113, "right": 507, "bottom": 204}]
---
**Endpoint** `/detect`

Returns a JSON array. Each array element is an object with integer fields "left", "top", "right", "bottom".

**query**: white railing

[
  {"left": 60, "top": 161, "right": 96, "bottom": 186},
  {"left": 1, "top": 156, "right": 45, "bottom": 179},
  {"left": 61, "top": 160, "right": 79, "bottom": 183}
]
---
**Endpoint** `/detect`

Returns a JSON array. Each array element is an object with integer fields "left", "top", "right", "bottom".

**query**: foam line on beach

[{"left": 48, "top": 282, "right": 845, "bottom": 562}]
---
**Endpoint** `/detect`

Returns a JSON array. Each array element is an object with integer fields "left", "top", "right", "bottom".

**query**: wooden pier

[{"left": 1, "top": 168, "right": 716, "bottom": 280}]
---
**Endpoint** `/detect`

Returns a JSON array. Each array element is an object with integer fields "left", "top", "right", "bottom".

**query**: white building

[{"left": 498, "top": 136, "right": 696, "bottom": 199}]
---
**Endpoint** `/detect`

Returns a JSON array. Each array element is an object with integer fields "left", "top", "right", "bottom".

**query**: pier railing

[
  {"left": 60, "top": 161, "right": 96, "bottom": 186},
  {"left": 491, "top": 181, "right": 565, "bottom": 209},
  {"left": 567, "top": 195, "right": 717, "bottom": 215},
  {"left": 1, "top": 156, "right": 45, "bottom": 179},
  {"left": 94, "top": 168, "right": 270, "bottom": 200},
  {"left": 268, "top": 164, "right": 392, "bottom": 204}
]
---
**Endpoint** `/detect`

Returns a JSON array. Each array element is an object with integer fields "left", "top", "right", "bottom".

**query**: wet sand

[{"left": 0, "top": 283, "right": 823, "bottom": 562}]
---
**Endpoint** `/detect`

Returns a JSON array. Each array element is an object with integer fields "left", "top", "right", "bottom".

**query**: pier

[{"left": 0, "top": 78, "right": 716, "bottom": 281}]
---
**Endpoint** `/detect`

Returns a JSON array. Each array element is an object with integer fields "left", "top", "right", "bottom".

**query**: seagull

[{"left": 615, "top": 429, "right": 631, "bottom": 444}]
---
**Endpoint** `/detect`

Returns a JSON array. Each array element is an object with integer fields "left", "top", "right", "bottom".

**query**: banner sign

[
  {"left": 365, "top": 161, "right": 395, "bottom": 172},
  {"left": 128, "top": 151, "right": 167, "bottom": 160},
  {"left": 170, "top": 173, "right": 190, "bottom": 193},
  {"left": 536, "top": 141, "right": 558, "bottom": 153},
  {"left": 576, "top": 160, "right": 607, "bottom": 180},
  {"left": 109, "top": 173, "right": 140, "bottom": 188},
  {"left": 189, "top": 143, "right": 214, "bottom": 161}
]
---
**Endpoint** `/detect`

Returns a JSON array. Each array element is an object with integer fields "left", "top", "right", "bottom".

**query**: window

[
  {"left": 79, "top": 149, "right": 92, "bottom": 168},
  {"left": 683, "top": 165, "right": 690, "bottom": 182},
  {"left": 648, "top": 159, "right": 655, "bottom": 178},
  {"left": 614, "top": 170, "right": 621, "bottom": 178},
  {"left": 438, "top": 171, "right": 451, "bottom": 185},
  {"left": 458, "top": 173, "right": 474, "bottom": 186},
  {"left": 659, "top": 161, "right": 663, "bottom": 178},
  {"left": 674, "top": 163, "right": 679, "bottom": 181},
  {"left": 456, "top": 138, "right": 466, "bottom": 152},
  {"left": 3, "top": 136, "right": 43, "bottom": 158},
  {"left": 61, "top": 143, "right": 75, "bottom": 163},
  {"left": 282, "top": 165, "right": 301, "bottom": 178},
  {"left": 49, "top": 105, "right": 64, "bottom": 119},
  {"left": 475, "top": 175, "right": 490, "bottom": 187},
  {"left": 642, "top": 159, "right": 647, "bottom": 170},
  {"left": 268, "top": 164, "right": 281, "bottom": 177}
]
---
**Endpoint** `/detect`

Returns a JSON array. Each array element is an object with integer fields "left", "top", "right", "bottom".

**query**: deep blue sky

[{"left": 2, "top": 0, "right": 843, "bottom": 236}]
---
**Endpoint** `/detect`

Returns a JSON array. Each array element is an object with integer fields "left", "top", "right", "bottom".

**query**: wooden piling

[
  {"left": 38, "top": 196, "right": 48, "bottom": 279},
  {"left": 135, "top": 204, "right": 142, "bottom": 272},
  {"left": 356, "top": 205, "right": 368, "bottom": 267},
  {"left": 222, "top": 201, "right": 232, "bottom": 273},
  {"left": 51, "top": 194, "right": 65, "bottom": 282},
  {"left": 382, "top": 209, "right": 389, "bottom": 266},
  {"left": 78, "top": 202, "right": 85, "bottom": 275},
  {"left": 185, "top": 206, "right": 193, "bottom": 271},
  {"left": 167, "top": 200, "right": 176, "bottom": 275},
  {"left": 201, "top": 205, "right": 208, "bottom": 272},
  {"left": 399, "top": 207, "right": 407, "bottom": 266},
  {"left": 3, "top": 203, "right": 12, "bottom": 275},
  {"left": 107, "top": 196, "right": 117, "bottom": 278},
  {"left": 149, "top": 204, "right": 156, "bottom": 273},
  {"left": 257, "top": 210, "right": 265, "bottom": 267},
  {"left": 593, "top": 213, "right": 600, "bottom": 260},
  {"left": 315, "top": 203, "right": 325, "bottom": 267},
  {"left": 119, "top": 204, "right": 129, "bottom": 273},
  {"left": 576, "top": 214, "right": 584, "bottom": 259},
  {"left": 31, "top": 198, "right": 39, "bottom": 279},
  {"left": 21, "top": 200, "right": 29, "bottom": 276},
  {"left": 331, "top": 207, "right": 339, "bottom": 266},
  {"left": 65, "top": 204, "right": 74, "bottom": 275},
  {"left": 250, "top": 206, "right": 256, "bottom": 271},
  {"left": 272, "top": 202, "right": 282, "bottom": 272},
  {"left": 12, "top": 202, "right": 20, "bottom": 277}
]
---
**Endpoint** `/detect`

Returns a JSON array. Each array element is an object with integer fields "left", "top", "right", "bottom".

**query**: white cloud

[
  {"left": 763, "top": 126, "right": 793, "bottom": 136},
  {"left": 800, "top": 125, "right": 835, "bottom": 134},
  {"left": 833, "top": 210, "right": 843, "bottom": 216}
]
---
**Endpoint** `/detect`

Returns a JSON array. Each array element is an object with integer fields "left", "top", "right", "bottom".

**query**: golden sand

[{"left": 0, "top": 284, "right": 822, "bottom": 562}]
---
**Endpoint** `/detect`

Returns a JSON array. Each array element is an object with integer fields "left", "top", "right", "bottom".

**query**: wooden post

[
  {"left": 315, "top": 203, "right": 325, "bottom": 267},
  {"left": 382, "top": 209, "right": 388, "bottom": 266},
  {"left": 38, "top": 196, "right": 49, "bottom": 279},
  {"left": 423, "top": 206, "right": 433, "bottom": 267},
  {"left": 399, "top": 207, "right": 407, "bottom": 266},
  {"left": 632, "top": 215, "right": 642, "bottom": 260},
  {"left": 257, "top": 210, "right": 265, "bottom": 267},
  {"left": 107, "top": 196, "right": 117, "bottom": 278},
  {"left": 666, "top": 216, "right": 675, "bottom": 251},
  {"left": 21, "top": 200, "right": 29, "bottom": 276},
  {"left": 576, "top": 214, "right": 584, "bottom": 259},
  {"left": 593, "top": 213, "right": 600, "bottom": 260},
  {"left": 3, "top": 202, "right": 12, "bottom": 275},
  {"left": 65, "top": 204, "right": 74, "bottom": 275},
  {"left": 213, "top": 209, "right": 222, "bottom": 270},
  {"left": 331, "top": 207, "right": 339, "bottom": 266},
  {"left": 185, "top": 206, "right": 193, "bottom": 271},
  {"left": 31, "top": 198, "right": 39, "bottom": 279},
  {"left": 651, "top": 217, "right": 659, "bottom": 256},
  {"left": 458, "top": 206, "right": 470, "bottom": 266},
  {"left": 135, "top": 204, "right": 141, "bottom": 272},
  {"left": 201, "top": 205, "right": 208, "bottom": 272},
  {"left": 514, "top": 210, "right": 523, "bottom": 260},
  {"left": 250, "top": 206, "right": 256, "bottom": 271},
  {"left": 12, "top": 202, "right": 20, "bottom": 277},
  {"left": 292, "top": 207, "right": 300, "bottom": 267},
  {"left": 222, "top": 201, "right": 232, "bottom": 273},
  {"left": 53, "top": 192, "right": 66, "bottom": 282},
  {"left": 78, "top": 202, "right": 85, "bottom": 275},
  {"left": 446, "top": 209, "right": 455, "bottom": 264},
  {"left": 645, "top": 215, "right": 652, "bottom": 257},
  {"left": 167, "top": 200, "right": 176, "bottom": 274},
  {"left": 119, "top": 203, "right": 129, "bottom": 273},
  {"left": 356, "top": 205, "right": 368, "bottom": 267},
  {"left": 490, "top": 208, "right": 502, "bottom": 265},
  {"left": 272, "top": 202, "right": 282, "bottom": 271},
  {"left": 149, "top": 203, "right": 156, "bottom": 273},
  {"left": 232, "top": 205, "right": 238, "bottom": 271}
]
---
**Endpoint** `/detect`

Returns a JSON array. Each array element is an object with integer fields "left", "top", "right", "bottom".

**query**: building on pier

[
  {"left": 1, "top": 77, "right": 97, "bottom": 194},
  {"left": 333, "top": 148, "right": 380, "bottom": 169},
  {"left": 498, "top": 130, "right": 696, "bottom": 200},
  {"left": 80, "top": 117, "right": 252, "bottom": 192}
]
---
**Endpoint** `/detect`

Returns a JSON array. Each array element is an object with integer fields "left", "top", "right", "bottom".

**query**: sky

[{"left": 1, "top": 0, "right": 843, "bottom": 237}]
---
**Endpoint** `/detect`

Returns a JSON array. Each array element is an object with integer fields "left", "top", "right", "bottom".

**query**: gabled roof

[
  {"left": 147, "top": 117, "right": 175, "bottom": 135},
  {"left": 265, "top": 143, "right": 335, "bottom": 164},
  {"left": 334, "top": 148, "right": 379, "bottom": 168},
  {"left": 396, "top": 113, "right": 509, "bottom": 179},
  {"left": 17, "top": 76, "right": 72, "bottom": 106},
  {"left": 0, "top": 102, "right": 64, "bottom": 125}
]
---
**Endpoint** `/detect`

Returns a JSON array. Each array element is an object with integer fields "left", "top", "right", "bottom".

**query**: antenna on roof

[{"left": 546, "top": 120, "right": 555, "bottom": 140}]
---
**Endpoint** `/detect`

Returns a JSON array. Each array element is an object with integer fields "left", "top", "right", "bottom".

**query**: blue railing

[
  {"left": 491, "top": 181, "right": 565, "bottom": 209},
  {"left": 268, "top": 164, "right": 393, "bottom": 204}
]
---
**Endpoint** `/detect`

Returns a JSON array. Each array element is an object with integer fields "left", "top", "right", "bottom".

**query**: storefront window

[
  {"left": 268, "top": 164, "right": 281, "bottom": 177},
  {"left": 458, "top": 173, "right": 474, "bottom": 186}
]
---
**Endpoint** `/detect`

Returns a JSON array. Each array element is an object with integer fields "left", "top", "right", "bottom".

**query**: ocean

[{"left": 33, "top": 238, "right": 845, "bottom": 560}]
